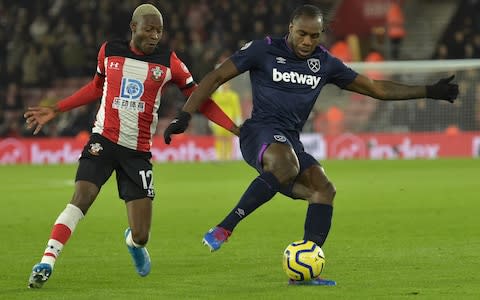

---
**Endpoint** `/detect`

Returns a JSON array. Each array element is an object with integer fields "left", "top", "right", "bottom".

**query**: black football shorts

[{"left": 75, "top": 133, "right": 155, "bottom": 201}]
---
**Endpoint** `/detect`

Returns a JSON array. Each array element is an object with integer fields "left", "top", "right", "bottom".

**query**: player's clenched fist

[
  {"left": 426, "top": 75, "right": 459, "bottom": 103},
  {"left": 163, "top": 111, "right": 191, "bottom": 144}
]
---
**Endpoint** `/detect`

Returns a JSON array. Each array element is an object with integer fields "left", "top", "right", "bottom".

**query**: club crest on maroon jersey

[{"left": 151, "top": 66, "right": 163, "bottom": 81}]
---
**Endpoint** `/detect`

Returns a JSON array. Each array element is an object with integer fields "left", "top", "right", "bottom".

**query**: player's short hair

[
  {"left": 289, "top": 5, "right": 323, "bottom": 24},
  {"left": 131, "top": 4, "right": 163, "bottom": 23}
]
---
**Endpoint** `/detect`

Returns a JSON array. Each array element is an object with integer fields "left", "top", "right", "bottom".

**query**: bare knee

[
  {"left": 310, "top": 181, "right": 336, "bottom": 205},
  {"left": 326, "top": 181, "right": 336, "bottom": 203}
]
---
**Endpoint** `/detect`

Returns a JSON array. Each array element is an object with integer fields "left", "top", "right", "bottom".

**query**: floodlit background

[{"left": 1, "top": 0, "right": 479, "bottom": 159}]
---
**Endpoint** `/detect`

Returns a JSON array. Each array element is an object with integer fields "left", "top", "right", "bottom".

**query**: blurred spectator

[
  {"left": 346, "top": 34, "right": 361, "bottom": 62},
  {"left": 0, "top": 83, "right": 24, "bottom": 137},
  {"left": 325, "top": 105, "right": 345, "bottom": 136},
  {"left": 0, "top": 11, "right": 7, "bottom": 88},
  {"left": 457, "top": 70, "right": 478, "bottom": 130},
  {"left": 251, "top": 20, "right": 266, "bottom": 40},
  {"left": 386, "top": 0, "right": 406, "bottom": 60},
  {"left": 0, "top": 0, "right": 476, "bottom": 138},
  {"left": 313, "top": 109, "right": 327, "bottom": 134},
  {"left": 465, "top": 43, "right": 475, "bottom": 59},
  {"left": 364, "top": 47, "right": 385, "bottom": 80},
  {"left": 364, "top": 48, "right": 384, "bottom": 62},
  {"left": 188, "top": 31, "right": 207, "bottom": 81},
  {"left": 449, "top": 30, "right": 466, "bottom": 59},
  {"left": 37, "top": 43, "right": 55, "bottom": 87},
  {"left": 313, "top": 105, "right": 346, "bottom": 136},
  {"left": 445, "top": 124, "right": 460, "bottom": 136},
  {"left": 433, "top": 43, "right": 449, "bottom": 60},
  {"left": 472, "top": 33, "right": 480, "bottom": 57},
  {"left": 209, "top": 81, "right": 242, "bottom": 160},
  {"left": 21, "top": 45, "right": 42, "bottom": 87},
  {"left": 6, "top": 33, "right": 26, "bottom": 83},
  {"left": 0, "top": 0, "right": 302, "bottom": 91},
  {"left": 269, "top": 2, "right": 286, "bottom": 36},
  {"left": 60, "top": 26, "right": 87, "bottom": 77},
  {"left": 329, "top": 38, "right": 352, "bottom": 62},
  {"left": 29, "top": 14, "right": 49, "bottom": 43},
  {"left": 435, "top": 1, "right": 480, "bottom": 60}
]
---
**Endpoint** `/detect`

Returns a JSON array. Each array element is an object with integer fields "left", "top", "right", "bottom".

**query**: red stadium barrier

[
  {"left": 1, "top": 132, "right": 479, "bottom": 164},
  {"left": 0, "top": 135, "right": 218, "bottom": 164},
  {"left": 327, "top": 132, "right": 480, "bottom": 159}
]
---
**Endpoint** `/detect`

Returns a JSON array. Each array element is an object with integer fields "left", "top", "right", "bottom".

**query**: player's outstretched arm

[
  {"left": 24, "top": 74, "right": 104, "bottom": 135},
  {"left": 345, "top": 74, "right": 459, "bottom": 102},
  {"left": 164, "top": 59, "right": 240, "bottom": 144},
  {"left": 179, "top": 86, "right": 240, "bottom": 136},
  {"left": 183, "top": 59, "right": 240, "bottom": 113}
]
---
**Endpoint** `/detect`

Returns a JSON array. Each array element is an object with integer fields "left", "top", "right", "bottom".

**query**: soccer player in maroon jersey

[{"left": 24, "top": 4, "right": 238, "bottom": 288}]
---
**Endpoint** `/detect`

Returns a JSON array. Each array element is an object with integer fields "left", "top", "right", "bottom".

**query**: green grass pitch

[{"left": 0, "top": 159, "right": 479, "bottom": 299}]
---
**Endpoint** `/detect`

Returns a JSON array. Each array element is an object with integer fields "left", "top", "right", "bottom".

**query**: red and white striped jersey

[{"left": 93, "top": 40, "right": 195, "bottom": 152}]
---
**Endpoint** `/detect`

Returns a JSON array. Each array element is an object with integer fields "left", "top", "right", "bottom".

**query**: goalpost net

[
  {"left": 228, "top": 59, "right": 480, "bottom": 136},
  {"left": 309, "top": 59, "right": 480, "bottom": 135}
]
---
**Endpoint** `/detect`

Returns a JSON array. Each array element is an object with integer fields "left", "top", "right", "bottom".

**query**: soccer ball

[{"left": 282, "top": 240, "right": 325, "bottom": 281}]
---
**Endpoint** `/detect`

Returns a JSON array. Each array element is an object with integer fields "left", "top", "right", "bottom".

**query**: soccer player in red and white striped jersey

[{"left": 24, "top": 3, "right": 238, "bottom": 288}]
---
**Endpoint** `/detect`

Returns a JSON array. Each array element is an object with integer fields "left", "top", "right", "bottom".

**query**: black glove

[
  {"left": 426, "top": 75, "right": 459, "bottom": 103},
  {"left": 163, "top": 111, "right": 191, "bottom": 144}
]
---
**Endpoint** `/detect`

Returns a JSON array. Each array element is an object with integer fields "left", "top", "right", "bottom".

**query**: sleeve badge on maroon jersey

[{"left": 151, "top": 66, "right": 163, "bottom": 81}]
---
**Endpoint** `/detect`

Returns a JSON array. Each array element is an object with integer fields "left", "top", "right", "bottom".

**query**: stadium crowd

[
  {"left": 0, "top": 0, "right": 333, "bottom": 137},
  {"left": 395, "top": 0, "right": 480, "bottom": 133},
  {"left": 0, "top": 0, "right": 479, "bottom": 138}
]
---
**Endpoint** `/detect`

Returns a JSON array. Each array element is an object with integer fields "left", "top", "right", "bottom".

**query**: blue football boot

[
  {"left": 125, "top": 228, "right": 151, "bottom": 277},
  {"left": 28, "top": 263, "right": 52, "bottom": 288},
  {"left": 288, "top": 277, "right": 337, "bottom": 286}
]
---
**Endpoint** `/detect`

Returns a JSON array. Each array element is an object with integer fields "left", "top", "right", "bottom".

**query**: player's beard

[{"left": 297, "top": 47, "right": 313, "bottom": 58}]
